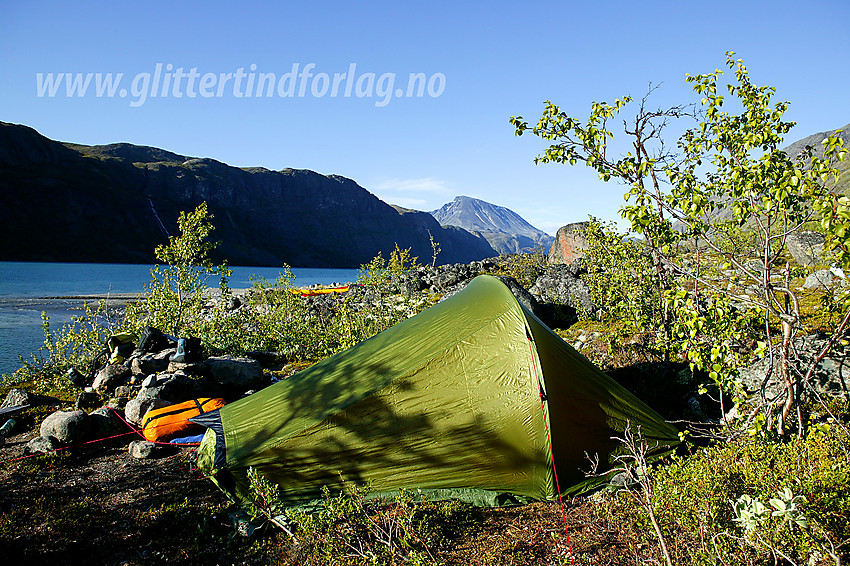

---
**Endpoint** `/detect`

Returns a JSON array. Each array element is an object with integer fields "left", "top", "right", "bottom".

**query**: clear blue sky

[{"left": 2, "top": 0, "right": 848, "bottom": 235}]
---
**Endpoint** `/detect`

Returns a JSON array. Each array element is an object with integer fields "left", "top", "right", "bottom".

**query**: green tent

[{"left": 195, "top": 275, "right": 678, "bottom": 507}]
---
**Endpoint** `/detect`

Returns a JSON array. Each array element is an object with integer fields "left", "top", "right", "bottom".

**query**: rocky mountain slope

[
  {"left": 784, "top": 122, "right": 850, "bottom": 196},
  {"left": 0, "top": 122, "right": 497, "bottom": 267},
  {"left": 431, "top": 196, "right": 553, "bottom": 254}
]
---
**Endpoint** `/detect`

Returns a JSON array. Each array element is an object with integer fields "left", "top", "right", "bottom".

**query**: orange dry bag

[{"left": 141, "top": 398, "right": 225, "bottom": 442}]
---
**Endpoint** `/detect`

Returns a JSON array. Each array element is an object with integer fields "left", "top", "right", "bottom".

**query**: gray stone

[
  {"left": 802, "top": 269, "right": 835, "bottom": 290},
  {"left": 166, "top": 360, "right": 209, "bottom": 376},
  {"left": 742, "top": 259, "right": 766, "bottom": 274},
  {"left": 92, "top": 363, "right": 132, "bottom": 393},
  {"left": 113, "top": 385, "right": 134, "bottom": 399},
  {"left": 130, "top": 350, "right": 174, "bottom": 376},
  {"left": 206, "top": 355, "right": 265, "bottom": 389},
  {"left": 24, "top": 435, "right": 61, "bottom": 454},
  {"left": 548, "top": 222, "right": 590, "bottom": 265},
  {"left": 75, "top": 390, "right": 100, "bottom": 411},
  {"left": 128, "top": 440, "right": 158, "bottom": 459},
  {"left": 787, "top": 231, "right": 825, "bottom": 267},
  {"left": 40, "top": 410, "right": 90, "bottom": 444},
  {"left": 89, "top": 406, "right": 126, "bottom": 437},
  {"left": 530, "top": 264, "right": 596, "bottom": 316},
  {"left": 136, "top": 374, "right": 201, "bottom": 402},
  {"left": 106, "top": 396, "right": 129, "bottom": 410},
  {"left": 124, "top": 398, "right": 172, "bottom": 427},
  {"left": 739, "top": 334, "right": 848, "bottom": 399},
  {"left": 1, "top": 388, "right": 36, "bottom": 409}
]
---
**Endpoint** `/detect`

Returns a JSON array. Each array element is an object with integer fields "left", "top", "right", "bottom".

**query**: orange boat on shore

[{"left": 289, "top": 285, "right": 351, "bottom": 297}]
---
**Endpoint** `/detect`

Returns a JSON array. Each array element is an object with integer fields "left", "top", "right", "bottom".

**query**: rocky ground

[
  {"left": 2, "top": 248, "right": 848, "bottom": 565},
  {"left": 0, "top": 422, "right": 645, "bottom": 566}
]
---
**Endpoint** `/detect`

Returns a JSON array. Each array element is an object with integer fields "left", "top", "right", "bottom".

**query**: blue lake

[{"left": 0, "top": 262, "right": 360, "bottom": 378}]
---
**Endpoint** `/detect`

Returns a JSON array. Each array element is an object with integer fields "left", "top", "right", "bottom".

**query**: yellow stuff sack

[{"left": 141, "top": 398, "right": 225, "bottom": 442}]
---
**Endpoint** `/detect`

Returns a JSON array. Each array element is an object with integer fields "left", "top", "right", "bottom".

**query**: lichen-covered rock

[
  {"left": 739, "top": 334, "right": 848, "bottom": 399},
  {"left": 548, "top": 222, "right": 590, "bottom": 265},
  {"left": 40, "top": 410, "right": 89, "bottom": 444},
  {"left": 128, "top": 440, "right": 158, "bottom": 459},
  {"left": 530, "top": 264, "right": 596, "bottom": 316},
  {"left": 92, "top": 363, "right": 132, "bottom": 393},
  {"left": 787, "top": 231, "right": 825, "bottom": 267},
  {"left": 1, "top": 388, "right": 36, "bottom": 409},
  {"left": 802, "top": 269, "right": 835, "bottom": 290},
  {"left": 24, "top": 435, "right": 61, "bottom": 454}
]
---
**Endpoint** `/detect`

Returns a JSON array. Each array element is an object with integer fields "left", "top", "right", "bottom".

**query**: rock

[
  {"left": 548, "top": 222, "right": 590, "bottom": 265},
  {"left": 24, "top": 435, "right": 61, "bottom": 455},
  {"left": 206, "top": 356, "right": 265, "bottom": 389},
  {"left": 106, "top": 396, "right": 129, "bottom": 410},
  {"left": 92, "top": 363, "right": 132, "bottom": 393},
  {"left": 130, "top": 350, "right": 174, "bottom": 376},
  {"left": 40, "top": 410, "right": 90, "bottom": 444},
  {"left": 530, "top": 264, "right": 596, "bottom": 316},
  {"left": 74, "top": 390, "right": 100, "bottom": 411},
  {"left": 113, "top": 385, "right": 134, "bottom": 399},
  {"left": 124, "top": 398, "right": 172, "bottom": 427},
  {"left": 739, "top": 334, "right": 849, "bottom": 399},
  {"left": 128, "top": 440, "right": 158, "bottom": 459},
  {"left": 136, "top": 374, "right": 202, "bottom": 402},
  {"left": 1, "top": 388, "right": 36, "bottom": 409},
  {"left": 245, "top": 351, "right": 288, "bottom": 369},
  {"left": 166, "top": 360, "right": 209, "bottom": 376},
  {"left": 89, "top": 407, "right": 126, "bottom": 437},
  {"left": 787, "top": 231, "right": 825, "bottom": 267},
  {"left": 803, "top": 269, "right": 836, "bottom": 290},
  {"left": 742, "top": 259, "right": 766, "bottom": 274}
]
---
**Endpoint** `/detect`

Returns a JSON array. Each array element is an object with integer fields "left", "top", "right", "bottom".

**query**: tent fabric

[{"left": 196, "top": 275, "right": 678, "bottom": 507}]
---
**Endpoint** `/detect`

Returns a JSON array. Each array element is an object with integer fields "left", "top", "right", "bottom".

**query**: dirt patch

[{"left": 0, "top": 428, "right": 646, "bottom": 565}]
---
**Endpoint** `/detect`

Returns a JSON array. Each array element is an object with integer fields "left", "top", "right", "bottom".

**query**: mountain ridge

[{"left": 0, "top": 122, "right": 497, "bottom": 267}]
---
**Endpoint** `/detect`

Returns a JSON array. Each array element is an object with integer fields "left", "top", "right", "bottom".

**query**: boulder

[
  {"left": 75, "top": 390, "right": 100, "bottom": 411},
  {"left": 739, "top": 334, "right": 848, "bottom": 399},
  {"left": 548, "top": 222, "right": 590, "bottom": 265},
  {"left": 530, "top": 264, "right": 596, "bottom": 316},
  {"left": 124, "top": 398, "right": 172, "bottom": 427},
  {"left": 130, "top": 350, "right": 174, "bottom": 376},
  {"left": 166, "top": 360, "right": 209, "bottom": 376},
  {"left": 24, "top": 435, "right": 61, "bottom": 455},
  {"left": 89, "top": 407, "right": 126, "bottom": 437},
  {"left": 787, "top": 231, "right": 825, "bottom": 267},
  {"left": 92, "top": 363, "right": 132, "bottom": 393},
  {"left": 40, "top": 410, "right": 90, "bottom": 444},
  {"left": 1, "top": 388, "right": 36, "bottom": 409},
  {"left": 206, "top": 356, "right": 265, "bottom": 389},
  {"left": 128, "top": 440, "right": 158, "bottom": 459},
  {"left": 136, "top": 374, "right": 202, "bottom": 402},
  {"left": 106, "top": 396, "right": 130, "bottom": 410},
  {"left": 802, "top": 269, "right": 835, "bottom": 290}
]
